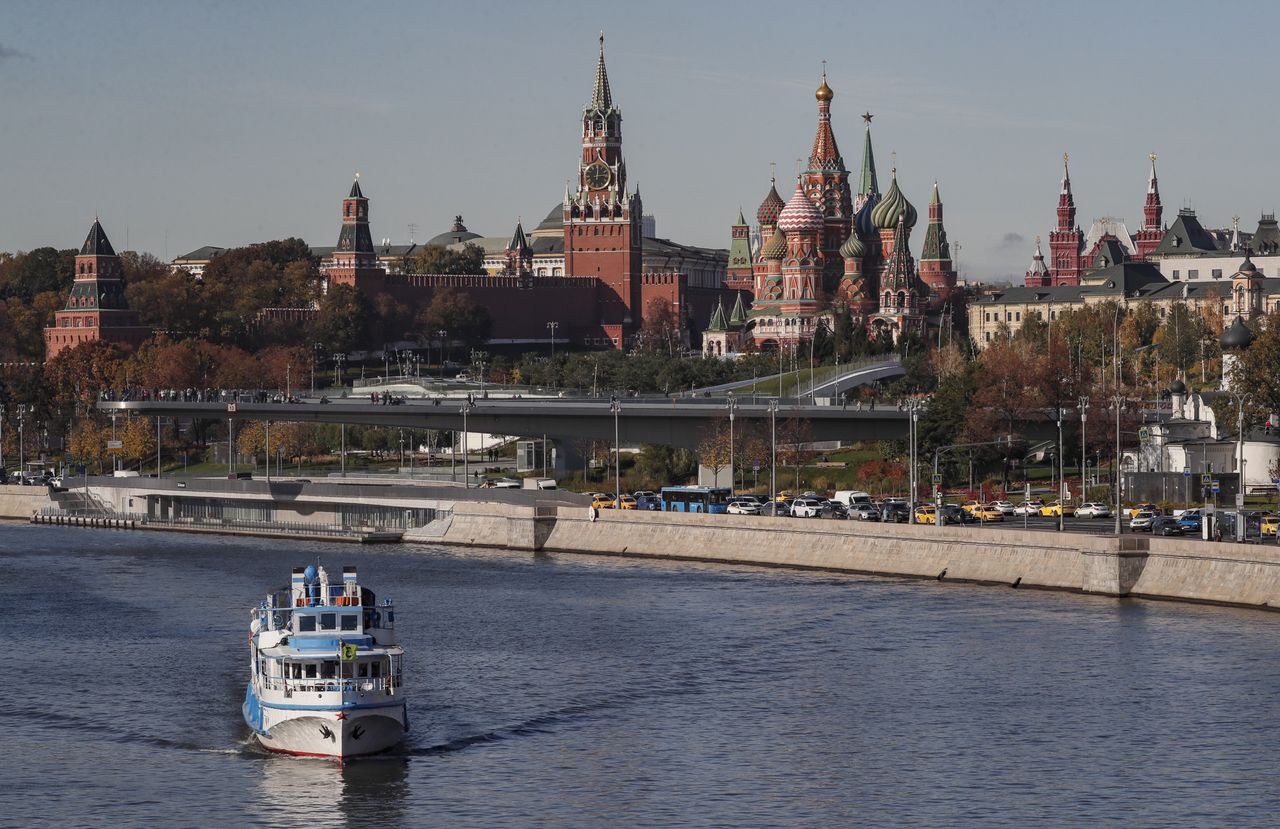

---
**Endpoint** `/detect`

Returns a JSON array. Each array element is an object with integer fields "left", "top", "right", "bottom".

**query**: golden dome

[{"left": 815, "top": 75, "right": 833, "bottom": 102}]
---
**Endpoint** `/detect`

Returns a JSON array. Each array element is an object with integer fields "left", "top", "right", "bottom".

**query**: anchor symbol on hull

[
  {"left": 352, "top": 725, "right": 365, "bottom": 741},
  {"left": 319, "top": 724, "right": 335, "bottom": 741}
]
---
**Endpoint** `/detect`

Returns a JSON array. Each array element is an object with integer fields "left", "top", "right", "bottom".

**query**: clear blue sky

[{"left": 2, "top": 0, "right": 1275, "bottom": 282}]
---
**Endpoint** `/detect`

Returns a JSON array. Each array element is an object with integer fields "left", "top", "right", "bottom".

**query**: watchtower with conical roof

[
  {"left": 328, "top": 175, "right": 385, "bottom": 292},
  {"left": 44, "top": 218, "right": 151, "bottom": 361},
  {"left": 918, "top": 181, "right": 957, "bottom": 305},
  {"left": 1048, "top": 154, "right": 1084, "bottom": 285},
  {"left": 725, "top": 208, "right": 755, "bottom": 295},
  {"left": 1133, "top": 153, "right": 1164, "bottom": 260}
]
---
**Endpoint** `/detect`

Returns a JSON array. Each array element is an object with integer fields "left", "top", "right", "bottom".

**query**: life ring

[{"left": 272, "top": 613, "right": 284, "bottom": 628}]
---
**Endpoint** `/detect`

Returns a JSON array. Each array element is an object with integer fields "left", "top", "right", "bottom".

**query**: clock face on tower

[{"left": 584, "top": 162, "right": 612, "bottom": 190}]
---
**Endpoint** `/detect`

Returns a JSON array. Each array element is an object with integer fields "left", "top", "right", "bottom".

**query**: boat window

[
  {"left": 320, "top": 613, "right": 336, "bottom": 630},
  {"left": 341, "top": 662, "right": 354, "bottom": 679},
  {"left": 341, "top": 614, "right": 358, "bottom": 631},
  {"left": 304, "top": 663, "right": 317, "bottom": 679},
  {"left": 291, "top": 663, "right": 303, "bottom": 679},
  {"left": 370, "top": 662, "right": 381, "bottom": 677},
  {"left": 297, "top": 615, "right": 317, "bottom": 632},
  {"left": 321, "top": 661, "right": 337, "bottom": 679},
  {"left": 358, "top": 663, "right": 369, "bottom": 678}
]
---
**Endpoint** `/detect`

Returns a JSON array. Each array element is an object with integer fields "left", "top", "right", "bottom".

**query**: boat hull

[{"left": 244, "top": 685, "right": 406, "bottom": 759}]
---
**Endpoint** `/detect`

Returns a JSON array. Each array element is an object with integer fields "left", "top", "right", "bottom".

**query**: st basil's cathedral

[{"left": 706, "top": 72, "right": 960, "bottom": 356}]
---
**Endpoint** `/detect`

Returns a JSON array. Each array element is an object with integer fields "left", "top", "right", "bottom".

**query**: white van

[
  {"left": 522, "top": 478, "right": 557, "bottom": 490},
  {"left": 832, "top": 490, "right": 873, "bottom": 508}
]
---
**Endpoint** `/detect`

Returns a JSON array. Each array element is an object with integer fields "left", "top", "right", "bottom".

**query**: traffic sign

[
  {"left": 1139, "top": 427, "right": 1151, "bottom": 445},
  {"left": 1201, "top": 473, "right": 1212, "bottom": 486},
  {"left": 931, "top": 473, "right": 942, "bottom": 486},
  {"left": 1183, "top": 467, "right": 1192, "bottom": 478}
]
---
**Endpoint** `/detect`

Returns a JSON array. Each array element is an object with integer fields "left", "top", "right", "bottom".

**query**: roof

[
  {"left": 174, "top": 245, "right": 226, "bottom": 262},
  {"left": 1152, "top": 209, "right": 1219, "bottom": 257},
  {"left": 81, "top": 219, "right": 116, "bottom": 257},
  {"left": 978, "top": 262, "right": 1187, "bottom": 305},
  {"left": 1253, "top": 213, "right": 1280, "bottom": 254},
  {"left": 508, "top": 221, "right": 531, "bottom": 254},
  {"left": 1083, "top": 218, "right": 1136, "bottom": 258},
  {"left": 590, "top": 34, "right": 612, "bottom": 111},
  {"left": 858, "top": 125, "right": 879, "bottom": 198},
  {"left": 427, "top": 216, "right": 482, "bottom": 247},
  {"left": 533, "top": 203, "right": 565, "bottom": 236},
  {"left": 1087, "top": 236, "right": 1129, "bottom": 270},
  {"left": 348, "top": 177, "right": 365, "bottom": 199}
]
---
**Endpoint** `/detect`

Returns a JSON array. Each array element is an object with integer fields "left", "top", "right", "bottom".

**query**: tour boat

[{"left": 243, "top": 564, "right": 408, "bottom": 760}]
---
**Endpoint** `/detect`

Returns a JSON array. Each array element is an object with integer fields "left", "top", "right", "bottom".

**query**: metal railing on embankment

[{"left": 34, "top": 507, "right": 405, "bottom": 541}]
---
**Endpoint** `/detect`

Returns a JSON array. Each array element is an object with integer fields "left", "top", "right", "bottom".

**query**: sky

[{"left": 3, "top": 0, "right": 1278, "bottom": 283}]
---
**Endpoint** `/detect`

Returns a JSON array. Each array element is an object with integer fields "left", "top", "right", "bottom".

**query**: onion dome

[
  {"left": 776, "top": 182, "right": 823, "bottom": 234},
  {"left": 1169, "top": 378, "right": 1187, "bottom": 394},
  {"left": 839, "top": 231, "right": 865, "bottom": 260},
  {"left": 1237, "top": 253, "right": 1258, "bottom": 275},
  {"left": 756, "top": 181, "right": 785, "bottom": 226},
  {"left": 1221, "top": 316, "right": 1256, "bottom": 350},
  {"left": 854, "top": 194, "right": 879, "bottom": 240},
  {"left": 871, "top": 168, "right": 917, "bottom": 230},
  {"left": 759, "top": 228, "right": 787, "bottom": 260},
  {"left": 815, "top": 74, "right": 833, "bottom": 102}
]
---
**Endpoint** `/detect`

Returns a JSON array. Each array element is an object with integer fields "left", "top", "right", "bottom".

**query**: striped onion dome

[
  {"left": 839, "top": 231, "right": 865, "bottom": 260},
  {"left": 871, "top": 169, "right": 916, "bottom": 230},
  {"left": 759, "top": 228, "right": 787, "bottom": 260},
  {"left": 776, "top": 182, "right": 823, "bottom": 234},
  {"left": 756, "top": 182, "right": 785, "bottom": 226}
]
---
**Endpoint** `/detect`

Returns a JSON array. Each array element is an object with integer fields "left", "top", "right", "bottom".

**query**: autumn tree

[
  {"left": 637, "top": 297, "right": 681, "bottom": 354},
  {"left": 416, "top": 288, "right": 492, "bottom": 348},
  {"left": 777, "top": 415, "right": 813, "bottom": 491},
  {"left": 313, "top": 284, "right": 372, "bottom": 353},
  {"left": 696, "top": 422, "right": 733, "bottom": 485},
  {"left": 403, "top": 244, "right": 485, "bottom": 275}
]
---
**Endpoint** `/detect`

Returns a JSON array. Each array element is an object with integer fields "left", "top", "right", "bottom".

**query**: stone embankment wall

[
  {"left": 0, "top": 485, "right": 51, "bottom": 519},
  {"left": 440, "top": 506, "right": 1280, "bottom": 610}
]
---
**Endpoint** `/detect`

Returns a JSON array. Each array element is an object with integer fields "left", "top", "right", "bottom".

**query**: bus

[{"left": 659, "top": 486, "right": 732, "bottom": 514}]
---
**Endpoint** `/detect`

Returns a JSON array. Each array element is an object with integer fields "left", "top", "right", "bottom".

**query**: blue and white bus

[{"left": 660, "top": 486, "right": 732, "bottom": 514}]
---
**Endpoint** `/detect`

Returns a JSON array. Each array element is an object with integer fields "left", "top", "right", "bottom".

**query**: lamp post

[
  {"left": 437, "top": 330, "right": 448, "bottom": 379},
  {"left": 1, "top": 401, "right": 6, "bottom": 474},
  {"left": 332, "top": 353, "right": 346, "bottom": 386},
  {"left": 264, "top": 420, "right": 270, "bottom": 483},
  {"left": 726, "top": 392, "right": 737, "bottom": 494},
  {"left": 907, "top": 399, "right": 925, "bottom": 523},
  {"left": 1078, "top": 395, "right": 1090, "bottom": 501},
  {"left": 610, "top": 396, "right": 622, "bottom": 507},
  {"left": 768, "top": 399, "right": 779, "bottom": 511},
  {"left": 1111, "top": 393, "right": 1125, "bottom": 535},
  {"left": 156, "top": 416, "right": 163, "bottom": 479},
  {"left": 460, "top": 398, "right": 473, "bottom": 488},
  {"left": 1233, "top": 391, "right": 1251, "bottom": 542},
  {"left": 547, "top": 321, "right": 559, "bottom": 362},
  {"left": 1056, "top": 407, "right": 1065, "bottom": 532}
]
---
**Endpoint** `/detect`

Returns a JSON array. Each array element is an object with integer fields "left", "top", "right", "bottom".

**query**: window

[
  {"left": 1015, "top": 312, "right": 1022, "bottom": 322},
  {"left": 291, "top": 663, "right": 302, "bottom": 679},
  {"left": 370, "top": 662, "right": 381, "bottom": 677},
  {"left": 358, "top": 663, "right": 369, "bottom": 678},
  {"left": 1050, "top": 310, "right": 1057, "bottom": 320},
  {"left": 1212, "top": 269, "right": 1223, "bottom": 279},
  {"left": 320, "top": 613, "right": 336, "bottom": 630},
  {"left": 985, "top": 332, "right": 991, "bottom": 342},
  {"left": 1172, "top": 270, "right": 1179, "bottom": 279},
  {"left": 341, "top": 614, "right": 358, "bottom": 631},
  {"left": 985, "top": 312, "right": 991, "bottom": 322},
  {"left": 1188, "top": 270, "right": 1198, "bottom": 279},
  {"left": 321, "top": 661, "right": 337, "bottom": 679},
  {"left": 298, "top": 615, "right": 317, "bottom": 632},
  {"left": 304, "top": 663, "right": 317, "bottom": 678}
]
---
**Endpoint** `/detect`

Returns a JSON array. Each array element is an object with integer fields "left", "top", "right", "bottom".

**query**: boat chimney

[{"left": 291, "top": 567, "right": 306, "bottom": 606}]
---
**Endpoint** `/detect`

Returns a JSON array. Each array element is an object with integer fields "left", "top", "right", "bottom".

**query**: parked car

[
  {"left": 848, "top": 504, "right": 881, "bottom": 521},
  {"left": 1130, "top": 511, "right": 1157, "bottom": 532},
  {"left": 790, "top": 497, "right": 826, "bottom": 518},
  {"left": 989, "top": 500, "right": 1016, "bottom": 515},
  {"left": 634, "top": 495, "right": 662, "bottom": 511},
  {"left": 1262, "top": 514, "right": 1278, "bottom": 537},
  {"left": 1076, "top": 502, "right": 1113, "bottom": 518},
  {"left": 727, "top": 499, "right": 762, "bottom": 515},
  {"left": 880, "top": 502, "right": 910, "bottom": 523},
  {"left": 760, "top": 500, "right": 792, "bottom": 517},
  {"left": 591, "top": 494, "right": 616, "bottom": 509},
  {"left": 1014, "top": 501, "right": 1045, "bottom": 516},
  {"left": 633, "top": 490, "right": 657, "bottom": 500},
  {"left": 940, "top": 504, "right": 977, "bottom": 525},
  {"left": 1177, "top": 509, "right": 1203, "bottom": 533},
  {"left": 972, "top": 504, "right": 1004, "bottom": 522},
  {"left": 960, "top": 501, "right": 982, "bottom": 514},
  {"left": 1040, "top": 502, "right": 1075, "bottom": 518},
  {"left": 1150, "top": 516, "right": 1183, "bottom": 536},
  {"left": 617, "top": 495, "right": 638, "bottom": 510},
  {"left": 1127, "top": 503, "right": 1161, "bottom": 518},
  {"left": 914, "top": 505, "right": 938, "bottom": 525}
]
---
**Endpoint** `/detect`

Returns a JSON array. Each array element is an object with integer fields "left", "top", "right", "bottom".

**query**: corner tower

[
  {"left": 1134, "top": 153, "right": 1163, "bottom": 260},
  {"left": 563, "top": 33, "right": 643, "bottom": 345},
  {"left": 725, "top": 208, "right": 755, "bottom": 295},
  {"left": 918, "top": 181, "right": 957, "bottom": 306},
  {"left": 44, "top": 219, "right": 150, "bottom": 361}
]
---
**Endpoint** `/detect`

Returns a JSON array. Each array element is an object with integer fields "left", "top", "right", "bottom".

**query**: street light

[
  {"left": 768, "top": 399, "right": 779, "bottom": 512},
  {"left": 1232, "top": 391, "right": 1251, "bottom": 542},
  {"left": 437, "top": 330, "right": 448, "bottom": 379},
  {"left": 459, "top": 398, "right": 473, "bottom": 488},
  {"left": 1055, "top": 407, "right": 1065, "bottom": 532},
  {"left": 610, "top": 396, "right": 622, "bottom": 507},
  {"left": 726, "top": 392, "right": 737, "bottom": 495},
  {"left": 1110, "top": 394, "right": 1125, "bottom": 535},
  {"left": 907, "top": 399, "right": 926, "bottom": 523},
  {"left": 547, "top": 321, "right": 559, "bottom": 362},
  {"left": 1078, "top": 395, "right": 1090, "bottom": 502}
]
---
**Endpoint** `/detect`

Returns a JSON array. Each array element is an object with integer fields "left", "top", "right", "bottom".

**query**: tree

[
  {"left": 313, "top": 284, "right": 372, "bottom": 353},
  {"left": 0, "top": 247, "right": 76, "bottom": 303},
  {"left": 43, "top": 340, "right": 128, "bottom": 414},
  {"left": 638, "top": 297, "right": 681, "bottom": 354},
  {"left": 1226, "top": 310, "right": 1280, "bottom": 421},
  {"left": 403, "top": 244, "right": 485, "bottom": 275},
  {"left": 121, "top": 415, "right": 156, "bottom": 468},
  {"left": 416, "top": 288, "right": 492, "bottom": 348},
  {"left": 696, "top": 422, "right": 733, "bottom": 484},
  {"left": 777, "top": 415, "right": 813, "bottom": 491},
  {"left": 1156, "top": 301, "right": 1200, "bottom": 376}
]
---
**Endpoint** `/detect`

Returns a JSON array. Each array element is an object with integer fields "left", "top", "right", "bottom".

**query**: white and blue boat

[{"left": 243, "top": 564, "right": 408, "bottom": 760}]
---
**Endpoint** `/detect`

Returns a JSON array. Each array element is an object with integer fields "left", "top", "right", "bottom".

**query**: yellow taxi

[
  {"left": 591, "top": 493, "right": 616, "bottom": 509},
  {"left": 1039, "top": 501, "right": 1075, "bottom": 518},
  {"left": 1127, "top": 503, "right": 1160, "bottom": 518},
  {"left": 617, "top": 495, "right": 638, "bottom": 510},
  {"left": 914, "top": 505, "right": 938, "bottom": 524},
  {"left": 1262, "top": 514, "right": 1278, "bottom": 537},
  {"left": 775, "top": 490, "right": 794, "bottom": 502},
  {"left": 972, "top": 504, "right": 1004, "bottom": 522},
  {"left": 960, "top": 500, "right": 982, "bottom": 514}
]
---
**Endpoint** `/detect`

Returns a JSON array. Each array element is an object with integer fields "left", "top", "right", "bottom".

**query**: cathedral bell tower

[{"left": 564, "top": 33, "right": 643, "bottom": 344}]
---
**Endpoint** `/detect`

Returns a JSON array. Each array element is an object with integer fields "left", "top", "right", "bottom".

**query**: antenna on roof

[{"left": 407, "top": 223, "right": 418, "bottom": 243}]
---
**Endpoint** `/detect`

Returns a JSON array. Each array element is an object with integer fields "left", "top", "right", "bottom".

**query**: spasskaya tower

[{"left": 563, "top": 33, "right": 643, "bottom": 344}]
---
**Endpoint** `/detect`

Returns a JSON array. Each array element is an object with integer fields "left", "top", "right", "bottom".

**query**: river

[{"left": 3, "top": 522, "right": 1278, "bottom": 827}]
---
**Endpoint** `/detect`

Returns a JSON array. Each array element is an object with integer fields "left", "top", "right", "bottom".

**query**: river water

[{"left": 3, "top": 522, "right": 1279, "bottom": 828}]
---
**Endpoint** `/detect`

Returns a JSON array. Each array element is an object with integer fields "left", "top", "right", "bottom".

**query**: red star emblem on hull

[{"left": 335, "top": 711, "right": 348, "bottom": 721}]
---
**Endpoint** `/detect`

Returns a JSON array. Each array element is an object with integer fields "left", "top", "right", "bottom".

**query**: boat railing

[{"left": 262, "top": 675, "right": 400, "bottom": 696}]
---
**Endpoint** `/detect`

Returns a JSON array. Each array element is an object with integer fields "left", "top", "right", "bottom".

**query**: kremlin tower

[
  {"left": 917, "top": 182, "right": 957, "bottom": 307},
  {"left": 1047, "top": 154, "right": 1084, "bottom": 285},
  {"left": 1133, "top": 153, "right": 1164, "bottom": 259}
]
